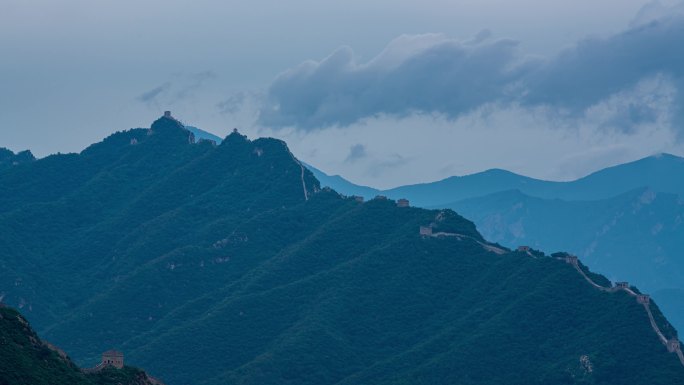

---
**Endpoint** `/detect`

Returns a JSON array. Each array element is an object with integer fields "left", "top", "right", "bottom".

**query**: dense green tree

[{"left": 0, "top": 116, "right": 681, "bottom": 385}]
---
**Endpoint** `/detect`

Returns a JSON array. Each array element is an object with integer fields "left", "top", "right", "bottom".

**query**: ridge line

[{"left": 559, "top": 256, "right": 684, "bottom": 366}]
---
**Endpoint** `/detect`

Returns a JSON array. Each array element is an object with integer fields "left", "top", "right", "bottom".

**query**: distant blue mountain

[
  {"left": 305, "top": 153, "right": 684, "bottom": 334},
  {"left": 303, "top": 162, "right": 380, "bottom": 198},
  {"left": 388, "top": 153, "right": 684, "bottom": 206},
  {"left": 307, "top": 153, "right": 684, "bottom": 206},
  {"left": 185, "top": 126, "right": 224, "bottom": 144}
]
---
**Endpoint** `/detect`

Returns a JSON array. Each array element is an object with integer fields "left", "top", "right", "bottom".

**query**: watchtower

[
  {"left": 565, "top": 255, "right": 578, "bottom": 266},
  {"left": 397, "top": 199, "right": 409, "bottom": 207},
  {"left": 636, "top": 294, "right": 650, "bottom": 305},
  {"left": 419, "top": 226, "right": 433, "bottom": 236},
  {"left": 517, "top": 246, "right": 530, "bottom": 252},
  {"left": 616, "top": 282, "right": 629, "bottom": 289},
  {"left": 352, "top": 196, "right": 364, "bottom": 203},
  {"left": 101, "top": 350, "right": 124, "bottom": 369},
  {"left": 164, "top": 111, "right": 172, "bottom": 118},
  {"left": 667, "top": 338, "right": 681, "bottom": 353}
]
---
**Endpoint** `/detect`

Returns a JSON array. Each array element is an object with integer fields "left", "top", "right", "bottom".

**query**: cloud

[
  {"left": 582, "top": 74, "right": 677, "bottom": 134},
  {"left": 137, "top": 82, "right": 171, "bottom": 105},
  {"left": 524, "top": 14, "right": 684, "bottom": 113},
  {"left": 174, "top": 70, "right": 217, "bottom": 100},
  {"left": 136, "top": 70, "right": 217, "bottom": 107},
  {"left": 217, "top": 91, "right": 247, "bottom": 114},
  {"left": 344, "top": 144, "right": 367, "bottom": 163},
  {"left": 630, "top": 0, "right": 684, "bottom": 27},
  {"left": 364, "top": 153, "right": 411, "bottom": 179},
  {"left": 258, "top": 4, "right": 684, "bottom": 136},
  {"left": 258, "top": 33, "right": 539, "bottom": 129}
]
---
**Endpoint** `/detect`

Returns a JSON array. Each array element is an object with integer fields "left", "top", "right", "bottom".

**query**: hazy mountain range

[
  {"left": 1, "top": 117, "right": 681, "bottom": 384},
  {"left": 308, "top": 153, "right": 684, "bottom": 204}
]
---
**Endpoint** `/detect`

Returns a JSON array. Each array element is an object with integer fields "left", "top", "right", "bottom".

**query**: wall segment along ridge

[{"left": 563, "top": 256, "right": 684, "bottom": 366}]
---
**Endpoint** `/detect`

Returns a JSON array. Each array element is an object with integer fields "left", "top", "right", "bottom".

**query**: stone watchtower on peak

[
  {"left": 101, "top": 350, "right": 124, "bottom": 369},
  {"left": 162, "top": 111, "right": 181, "bottom": 124}
]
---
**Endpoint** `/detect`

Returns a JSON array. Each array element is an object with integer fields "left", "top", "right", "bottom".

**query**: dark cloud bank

[{"left": 258, "top": 6, "right": 684, "bottom": 133}]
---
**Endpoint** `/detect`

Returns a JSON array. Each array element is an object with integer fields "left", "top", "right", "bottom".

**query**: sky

[{"left": 1, "top": 0, "right": 684, "bottom": 188}]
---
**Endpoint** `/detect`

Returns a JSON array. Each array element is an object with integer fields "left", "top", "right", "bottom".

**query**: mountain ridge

[
  {"left": 307, "top": 154, "right": 684, "bottom": 336},
  {"left": 1, "top": 116, "right": 682, "bottom": 385}
]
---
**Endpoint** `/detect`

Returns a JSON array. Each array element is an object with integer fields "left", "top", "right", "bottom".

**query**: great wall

[
  {"left": 295, "top": 157, "right": 309, "bottom": 201},
  {"left": 560, "top": 254, "right": 684, "bottom": 366},
  {"left": 82, "top": 350, "right": 165, "bottom": 385},
  {"left": 418, "top": 223, "right": 507, "bottom": 255},
  {"left": 416, "top": 208, "right": 684, "bottom": 368}
]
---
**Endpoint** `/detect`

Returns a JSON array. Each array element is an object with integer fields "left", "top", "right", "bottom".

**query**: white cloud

[
  {"left": 258, "top": 33, "right": 538, "bottom": 129},
  {"left": 259, "top": 6, "right": 684, "bottom": 139}
]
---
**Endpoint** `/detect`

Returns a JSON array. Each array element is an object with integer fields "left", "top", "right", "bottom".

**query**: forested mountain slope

[
  {"left": 0, "top": 115, "right": 682, "bottom": 385},
  {"left": 309, "top": 156, "right": 684, "bottom": 336},
  {"left": 0, "top": 305, "right": 159, "bottom": 385}
]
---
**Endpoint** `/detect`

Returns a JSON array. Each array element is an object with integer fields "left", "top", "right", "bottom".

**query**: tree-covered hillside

[
  {"left": 0, "top": 115, "right": 682, "bottom": 385},
  {"left": 446, "top": 188, "right": 684, "bottom": 334},
  {"left": 0, "top": 305, "right": 158, "bottom": 385},
  {"left": 308, "top": 156, "right": 684, "bottom": 337},
  {"left": 0, "top": 148, "right": 35, "bottom": 171}
]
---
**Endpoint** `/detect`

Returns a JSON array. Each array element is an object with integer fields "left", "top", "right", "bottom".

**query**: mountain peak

[
  {"left": 650, "top": 152, "right": 683, "bottom": 161},
  {"left": 147, "top": 112, "right": 200, "bottom": 146},
  {"left": 221, "top": 128, "right": 250, "bottom": 146},
  {"left": 151, "top": 111, "right": 185, "bottom": 132}
]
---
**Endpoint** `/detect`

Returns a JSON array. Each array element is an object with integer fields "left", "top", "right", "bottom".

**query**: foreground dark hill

[
  {"left": 0, "top": 305, "right": 158, "bottom": 385},
  {"left": 0, "top": 115, "right": 682, "bottom": 385}
]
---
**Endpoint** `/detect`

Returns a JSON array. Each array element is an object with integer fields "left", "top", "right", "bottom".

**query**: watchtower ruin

[
  {"left": 667, "top": 338, "right": 681, "bottom": 353},
  {"left": 352, "top": 196, "right": 364, "bottom": 203},
  {"left": 164, "top": 111, "right": 172, "bottom": 119},
  {"left": 101, "top": 350, "right": 124, "bottom": 369},
  {"left": 420, "top": 226, "right": 433, "bottom": 236},
  {"left": 565, "top": 255, "right": 579, "bottom": 266},
  {"left": 517, "top": 246, "right": 530, "bottom": 252},
  {"left": 616, "top": 282, "right": 629, "bottom": 289},
  {"left": 636, "top": 294, "right": 650, "bottom": 305},
  {"left": 397, "top": 199, "right": 409, "bottom": 207}
]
